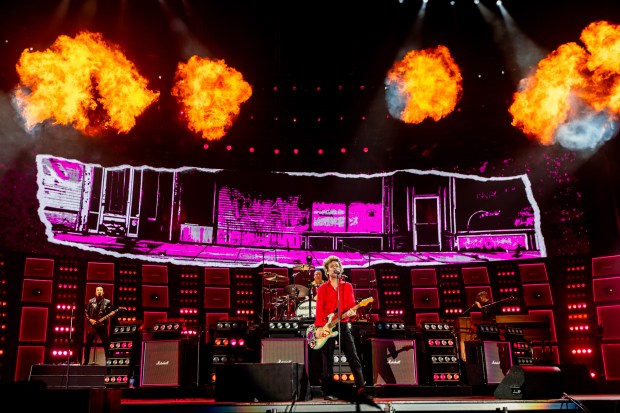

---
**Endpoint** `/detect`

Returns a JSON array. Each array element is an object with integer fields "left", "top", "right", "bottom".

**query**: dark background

[{"left": 0, "top": 0, "right": 619, "bottom": 259}]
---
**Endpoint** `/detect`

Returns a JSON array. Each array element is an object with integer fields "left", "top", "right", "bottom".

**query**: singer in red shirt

[{"left": 314, "top": 255, "right": 367, "bottom": 400}]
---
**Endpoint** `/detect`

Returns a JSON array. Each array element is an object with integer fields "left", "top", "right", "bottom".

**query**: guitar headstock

[{"left": 359, "top": 297, "right": 374, "bottom": 307}]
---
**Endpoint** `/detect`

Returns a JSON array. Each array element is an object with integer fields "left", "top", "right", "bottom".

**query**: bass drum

[{"left": 295, "top": 299, "right": 316, "bottom": 318}]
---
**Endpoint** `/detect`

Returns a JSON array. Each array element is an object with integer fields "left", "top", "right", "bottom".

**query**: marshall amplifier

[
  {"left": 261, "top": 338, "right": 308, "bottom": 373},
  {"left": 140, "top": 339, "right": 196, "bottom": 387},
  {"left": 370, "top": 339, "right": 418, "bottom": 385},
  {"left": 466, "top": 340, "right": 513, "bottom": 385}
]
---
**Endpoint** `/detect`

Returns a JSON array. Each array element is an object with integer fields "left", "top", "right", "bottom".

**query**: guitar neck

[
  {"left": 99, "top": 311, "right": 115, "bottom": 322},
  {"left": 97, "top": 308, "right": 122, "bottom": 323},
  {"left": 482, "top": 296, "right": 515, "bottom": 309},
  {"left": 328, "top": 302, "right": 363, "bottom": 328}
]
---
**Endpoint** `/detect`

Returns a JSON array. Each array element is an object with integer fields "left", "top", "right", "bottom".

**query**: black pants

[
  {"left": 83, "top": 325, "right": 110, "bottom": 364},
  {"left": 320, "top": 322, "right": 365, "bottom": 391}
]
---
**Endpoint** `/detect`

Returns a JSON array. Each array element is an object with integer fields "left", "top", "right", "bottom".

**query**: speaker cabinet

[
  {"left": 29, "top": 364, "right": 106, "bottom": 389},
  {"left": 261, "top": 338, "right": 307, "bottom": 370},
  {"left": 215, "top": 363, "right": 311, "bottom": 402},
  {"left": 494, "top": 365, "right": 563, "bottom": 399},
  {"left": 465, "top": 340, "right": 512, "bottom": 385},
  {"left": 140, "top": 340, "right": 196, "bottom": 387},
  {"left": 24, "top": 258, "right": 54, "bottom": 278},
  {"left": 370, "top": 339, "right": 417, "bottom": 385}
]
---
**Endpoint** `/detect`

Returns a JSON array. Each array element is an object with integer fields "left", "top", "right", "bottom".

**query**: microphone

[{"left": 333, "top": 269, "right": 347, "bottom": 279}]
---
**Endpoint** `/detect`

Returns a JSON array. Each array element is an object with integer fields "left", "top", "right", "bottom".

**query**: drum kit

[{"left": 261, "top": 264, "right": 317, "bottom": 321}]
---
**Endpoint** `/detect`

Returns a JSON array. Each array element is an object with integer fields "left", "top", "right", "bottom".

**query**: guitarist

[
  {"left": 83, "top": 284, "right": 114, "bottom": 365},
  {"left": 473, "top": 290, "right": 498, "bottom": 321},
  {"left": 314, "top": 255, "right": 368, "bottom": 401}
]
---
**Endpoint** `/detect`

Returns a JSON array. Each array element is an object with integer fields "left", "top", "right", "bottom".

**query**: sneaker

[{"left": 324, "top": 395, "right": 338, "bottom": 401}]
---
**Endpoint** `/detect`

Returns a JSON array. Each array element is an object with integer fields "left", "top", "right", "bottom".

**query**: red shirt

[{"left": 314, "top": 280, "right": 356, "bottom": 327}]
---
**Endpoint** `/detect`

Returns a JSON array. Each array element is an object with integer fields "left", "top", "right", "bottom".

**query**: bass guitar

[
  {"left": 85, "top": 307, "right": 126, "bottom": 332},
  {"left": 306, "top": 297, "right": 373, "bottom": 350}
]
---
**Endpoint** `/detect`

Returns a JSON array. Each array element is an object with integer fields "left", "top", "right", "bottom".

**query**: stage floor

[
  {"left": 3, "top": 382, "right": 618, "bottom": 413},
  {"left": 119, "top": 386, "right": 620, "bottom": 413}
]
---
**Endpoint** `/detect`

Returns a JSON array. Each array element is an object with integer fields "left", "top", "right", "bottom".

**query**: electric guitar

[
  {"left": 85, "top": 307, "right": 126, "bottom": 331},
  {"left": 480, "top": 295, "right": 517, "bottom": 309},
  {"left": 306, "top": 297, "right": 374, "bottom": 350}
]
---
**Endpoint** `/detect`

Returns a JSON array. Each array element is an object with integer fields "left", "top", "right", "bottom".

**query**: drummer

[{"left": 311, "top": 270, "right": 325, "bottom": 298}]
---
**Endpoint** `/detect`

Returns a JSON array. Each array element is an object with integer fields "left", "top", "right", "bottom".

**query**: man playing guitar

[
  {"left": 313, "top": 255, "right": 369, "bottom": 401},
  {"left": 83, "top": 284, "right": 119, "bottom": 365}
]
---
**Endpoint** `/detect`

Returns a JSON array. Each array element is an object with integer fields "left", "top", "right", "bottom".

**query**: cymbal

[
  {"left": 261, "top": 272, "right": 288, "bottom": 282},
  {"left": 259, "top": 271, "right": 278, "bottom": 276},
  {"left": 284, "top": 284, "right": 309, "bottom": 298},
  {"left": 293, "top": 264, "right": 315, "bottom": 271}
]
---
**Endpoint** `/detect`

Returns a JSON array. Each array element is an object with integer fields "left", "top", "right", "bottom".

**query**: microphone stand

[
  {"left": 335, "top": 270, "right": 342, "bottom": 382},
  {"left": 305, "top": 255, "right": 314, "bottom": 319},
  {"left": 195, "top": 326, "right": 203, "bottom": 387},
  {"left": 260, "top": 251, "right": 266, "bottom": 324},
  {"left": 65, "top": 303, "right": 75, "bottom": 389}
]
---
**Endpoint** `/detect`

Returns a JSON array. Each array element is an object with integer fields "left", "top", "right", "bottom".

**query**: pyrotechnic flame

[
  {"left": 385, "top": 45, "right": 463, "bottom": 124},
  {"left": 171, "top": 56, "right": 252, "bottom": 141},
  {"left": 509, "top": 21, "right": 620, "bottom": 149},
  {"left": 14, "top": 31, "right": 159, "bottom": 135}
]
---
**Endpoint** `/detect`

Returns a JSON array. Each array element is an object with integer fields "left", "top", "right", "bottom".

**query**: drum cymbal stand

[{"left": 306, "top": 279, "right": 313, "bottom": 319}]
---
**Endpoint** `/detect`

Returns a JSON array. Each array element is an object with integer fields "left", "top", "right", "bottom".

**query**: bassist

[
  {"left": 83, "top": 284, "right": 114, "bottom": 365},
  {"left": 314, "top": 255, "right": 369, "bottom": 400}
]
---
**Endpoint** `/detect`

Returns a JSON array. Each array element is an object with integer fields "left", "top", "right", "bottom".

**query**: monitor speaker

[
  {"left": 465, "top": 340, "right": 513, "bottom": 385},
  {"left": 494, "top": 365, "right": 563, "bottom": 399},
  {"left": 215, "top": 363, "right": 311, "bottom": 402},
  {"left": 370, "top": 339, "right": 417, "bottom": 385},
  {"left": 140, "top": 339, "right": 196, "bottom": 387}
]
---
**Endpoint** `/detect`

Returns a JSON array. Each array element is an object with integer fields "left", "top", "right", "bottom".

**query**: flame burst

[
  {"left": 172, "top": 56, "right": 252, "bottom": 141},
  {"left": 385, "top": 46, "right": 463, "bottom": 124},
  {"left": 14, "top": 31, "right": 159, "bottom": 135},
  {"left": 509, "top": 21, "right": 620, "bottom": 147}
]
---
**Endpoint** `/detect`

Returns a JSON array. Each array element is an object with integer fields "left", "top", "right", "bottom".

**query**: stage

[
  {"left": 120, "top": 386, "right": 620, "bottom": 413},
  {"left": 6, "top": 383, "right": 618, "bottom": 413}
]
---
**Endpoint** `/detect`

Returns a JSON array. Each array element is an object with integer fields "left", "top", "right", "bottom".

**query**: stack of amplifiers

[
  {"left": 140, "top": 339, "right": 197, "bottom": 387},
  {"left": 105, "top": 323, "right": 142, "bottom": 387},
  {"left": 420, "top": 322, "right": 462, "bottom": 384},
  {"left": 465, "top": 340, "right": 513, "bottom": 385}
]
